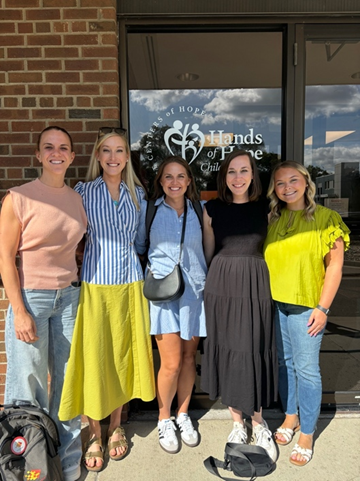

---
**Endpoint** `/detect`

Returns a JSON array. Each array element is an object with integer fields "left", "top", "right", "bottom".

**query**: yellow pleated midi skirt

[{"left": 59, "top": 280, "right": 155, "bottom": 421}]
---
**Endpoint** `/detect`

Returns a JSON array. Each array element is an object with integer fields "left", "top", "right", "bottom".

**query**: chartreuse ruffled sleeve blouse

[{"left": 264, "top": 205, "right": 350, "bottom": 308}]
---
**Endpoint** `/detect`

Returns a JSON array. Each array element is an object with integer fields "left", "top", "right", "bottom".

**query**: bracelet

[{"left": 316, "top": 304, "right": 330, "bottom": 315}]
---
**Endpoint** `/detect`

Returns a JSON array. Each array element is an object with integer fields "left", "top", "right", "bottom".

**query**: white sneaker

[
  {"left": 227, "top": 422, "right": 248, "bottom": 444},
  {"left": 176, "top": 413, "right": 199, "bottom": 447},
  {"left": 158, "top": 419, "right": 179, "bottom": 454},
  {"left": 253, "top": 420, "right": 278, "bottom": 462}
]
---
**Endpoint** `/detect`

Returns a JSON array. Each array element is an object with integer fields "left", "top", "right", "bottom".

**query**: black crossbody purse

[{"left": 143, "top": 202, "right": 187, "bottom": 303}]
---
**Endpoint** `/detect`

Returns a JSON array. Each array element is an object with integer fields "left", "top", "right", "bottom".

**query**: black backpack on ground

[
  {"left": 0, "top": 403, "right": 64, "bottom": 481},
  {"left": 204, "top": 443, "right": 276, "bottom": 481}
]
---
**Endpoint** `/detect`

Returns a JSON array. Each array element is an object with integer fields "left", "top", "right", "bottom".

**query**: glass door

[
  {"left": 303, "top": 25, "right": 360, "bottom": 406},
  {"left": 127, "top": 29, "right": 283, "bottom": 200},
  {"left": 126, "top": 27, "right": 284, "bottom": 405}
]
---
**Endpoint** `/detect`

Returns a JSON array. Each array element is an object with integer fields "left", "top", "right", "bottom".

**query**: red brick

[
  {"left": 0, "top": 23, "right": 16, "bottom": 33},
  {"left": 66, "top": 84, "right": 99, "bottom": 95},
  {"left": 40, "top": 97, "right": 54, "bottom": 108},
  {"left": 0, "top": 146, "right": 10, "bottom": 155},
  {"left": 0, "top": 365, "right": 6, "bottom": 374},
  {"left": 0, "top": 178, "right": 31, "bottom": 188},
  {"left": 102, "top": 84, "right": 118, "bottom": 95},
  {"left": 35, "top": 22, "right": 51, "bottom": 33},
  {"left": 4, "top": 98, "right": 19, "bottom": 108},
  {"left": 9, "top": 72, "right": 42, "bottom": 83},
  {"left": 82, "top": 45, "right": 117, "bottom": 58},
  {"left": 28, "top": 59, "right": 61, "bottom": 70},
  {"left": 0, "top": 49, "right": 4, "bottom": 59},
  {"left": 2, "top": 133, "right": 31, "bottom": 143},
  {"left": 11, "top": 121, "right": 45, "bottom": 132},
  {"left": 93, "top": 96, "right": 118, "bottom": 107},
  {"left": 73, "top": 155, "right": 92, "bottom": 166},
  {"left": 72, "top": 132, "right": 96, "bottom": 143},
  {"left": 64, "top": 34, "right": 98, "bottom": 46},
  {"left": 85, "top": 120, "right": 114, "bottom": 131},
  {"left": 0, "top": 73, "right": 5, "bottom": 83},
  {"left": 63, "top": 8, "right": 98, "bottom": 20},
  {"left": 32, "top": 109, "right": 66, "bottom": 120},
  {"left": 22, "top": 97, "right": 36, "bottom": 108},
  {"left": 46, "top": 72, "right": 79, "bottom": 83},
  {"left": 5, "top": 0, "right": 39, "bottom": 6},
  {"left": 44, "top": 0, "right": 77, "bottom": 6},
  {"left": 26, "top": 9, "right": 61, "bottom": 21},
  {"left": 103, "top": 108, "right": 119, "bottom": 119},
  {"left": 28, "top": 34, "right": 62, "bottom": 46},
  {"left": 77, "top": 97, "right": 91, "bottom": 107},
  {"left": 0, "top": 60, "right": 24, "bottom": 71},
  {"left": 10, "top": 145, "right": 35, "bottom": 155},
  {"left": 0, "top": 35, "right": 24, "bottom": 46},
  {"left": 0, "top": 157, "right": 31, "bottom": 167},
  {"left": 89, "top": 21, "right": 115, "bottom": 32},
  {"left": 44, "top": 47, "right": 79, "bottom": 58},
  {"left": 83, "top": 71, "right": 118, "bottom": 83},
  {"left": 65, "top": 59, "right": 99, "bottom": 70},
  {"left": 99, "top": 8, "right": 116, "bottom": 20},
  {"left": 81, "top": 0, "right": 115, "bottom": 6},
  {"left": 28, "top": 85, "right": 62, "bottom": 95},
  {"left": 101, "top": 59, "right": 117, "bottom": 70},
  {"left": 0, "top": 122, "right": 9, "bottom": 131},
  {"left": 18, "top": 23, "right": 33, "bottom": 34},
  {"left": 0, "top": 85, "right": 25, "bottom": 96},
  {"left": 8, "top": 47, "right": 41, "bottom": 58},
  {"left": 56, "top": 97, "right": 74, "bottom": 107},
  {"left": 0, "top": 10, "right": 23, "bottom": 21},
  {"left": 53, "top": 22, "right": 70, "bottom": 33},
  {"left": 0, "top": 110, "right": 29, "bottom": 119},
  {"left": 7, "top": 168, "right": 24, "bottom": 179},
  {"left": 100, "top": 33, "right": 117, "bottom": 45},
  {"left": 71, "top": 21, "right": 87, "bottom": 32}
]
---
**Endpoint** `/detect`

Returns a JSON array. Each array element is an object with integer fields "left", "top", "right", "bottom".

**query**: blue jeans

[
  {"left": 274, "top": 301, "right": 324, "bottom": 435},
  {"left": 5, "top": 286, "right": 82, "bottom": 475}
]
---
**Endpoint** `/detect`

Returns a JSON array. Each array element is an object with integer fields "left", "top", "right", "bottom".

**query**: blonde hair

[
  {"left": 85, "top": 131, "right": 145, "bottom": 209},
  {"left": 267, "top": 160, "right": 317, "bottom": 223}
]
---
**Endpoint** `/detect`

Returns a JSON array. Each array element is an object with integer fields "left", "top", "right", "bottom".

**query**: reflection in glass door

[
  {"left": 127, "top": 30, "right": 283, "bottom": 199},
  {"left": 304, "top": 27, "right": 360, "bottom": 404},
  {"left": 127, "top": 28, "right": 283, "bottom": 403}
]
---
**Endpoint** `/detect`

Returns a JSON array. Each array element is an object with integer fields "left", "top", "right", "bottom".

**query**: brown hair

[
  {"left": 152, "top": 156, "right": 199, "bottom": 202},
  {"left": 217, "top": 149, "right": 262, "bottom": 203},
  {"left": 36, "top": 126, "right": 74, "bottom": 152}
]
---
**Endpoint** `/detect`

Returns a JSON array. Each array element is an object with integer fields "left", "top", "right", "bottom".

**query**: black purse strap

[{"left": 177, "top": 200, "right": 187, "bottom": 264}]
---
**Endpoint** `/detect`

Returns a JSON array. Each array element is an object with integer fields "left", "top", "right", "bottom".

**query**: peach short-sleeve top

[{"left": 7, "top": 178, "right": 87, "bottom": 290}]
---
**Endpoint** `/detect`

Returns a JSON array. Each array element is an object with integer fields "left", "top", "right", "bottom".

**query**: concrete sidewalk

[{"left": 78, "top": 409, "right": 360, "bottom": 481}]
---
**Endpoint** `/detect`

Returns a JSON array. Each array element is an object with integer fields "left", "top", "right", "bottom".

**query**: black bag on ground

[
  {"left": 0, "top": 402, "right": 64, "bottom": 481},
  {"left": 204, "top": 443, "right": 276, "bottom": 481}
]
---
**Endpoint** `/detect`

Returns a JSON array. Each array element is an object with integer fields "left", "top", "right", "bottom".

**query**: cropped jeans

[
  {"left": 5, "top": 286, "right": 82, "bottom": 478},
  {"left": 274, "top": 301, "right": 324, "bottom": 435}
]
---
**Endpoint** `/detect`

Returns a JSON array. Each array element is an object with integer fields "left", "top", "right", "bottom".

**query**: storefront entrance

[{"left": 123, "top": 22, "right": 360, "bottom": 408}]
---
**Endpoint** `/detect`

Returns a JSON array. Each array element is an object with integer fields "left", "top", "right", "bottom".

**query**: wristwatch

[{"left": 316, "top": 304, "right": 330, "bottom": 315}]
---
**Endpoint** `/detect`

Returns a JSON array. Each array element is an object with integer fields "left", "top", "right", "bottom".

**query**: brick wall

[{"left": 0, "top": 0, "right": 120, "bottom": 403}]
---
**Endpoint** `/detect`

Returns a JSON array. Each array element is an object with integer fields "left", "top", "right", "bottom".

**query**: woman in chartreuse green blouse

[{"left": 264, "top": 161, "right": 350, "bottom": 467}]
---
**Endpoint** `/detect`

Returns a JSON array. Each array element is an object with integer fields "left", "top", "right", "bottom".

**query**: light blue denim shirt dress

[{"left": 136, "top": 196, "right": 207, "bottom": 340}]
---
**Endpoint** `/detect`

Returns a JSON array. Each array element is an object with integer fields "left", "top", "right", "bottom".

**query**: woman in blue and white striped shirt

[{"left": 59, "top": 128, "right": 155, "bottom": 472}]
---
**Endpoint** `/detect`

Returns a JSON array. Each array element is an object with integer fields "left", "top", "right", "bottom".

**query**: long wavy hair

[
  {"left": 267, "top": 160, "right": 317, "bottom": 223},
  {"left": 217, "top": 149, "right": 262, "bottom": 203},
  {"left": 152, "top": 156, "right": 199, "bottom": 202},
  {"left": 85, "top": 131, "right": 145, "bottom": 209}
]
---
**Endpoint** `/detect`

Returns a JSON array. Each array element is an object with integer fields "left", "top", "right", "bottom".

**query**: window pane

[{"left": 127, "top": 31, "right": 283, "bottom": 197}]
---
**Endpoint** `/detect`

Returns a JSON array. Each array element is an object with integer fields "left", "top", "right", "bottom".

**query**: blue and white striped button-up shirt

[{"left": 75, "top": 177, "right": 145, "bottom": 285}]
